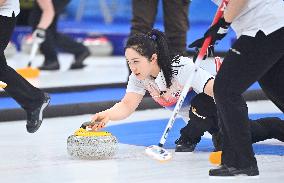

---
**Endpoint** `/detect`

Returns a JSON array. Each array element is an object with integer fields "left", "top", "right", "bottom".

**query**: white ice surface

[{"left": 0, "top": 109, "right": 284, "bottom": 183}]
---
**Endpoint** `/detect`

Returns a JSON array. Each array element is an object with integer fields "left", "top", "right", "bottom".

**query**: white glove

[{"left": 32, "top": 28, "right": 46, "bottom": 44}]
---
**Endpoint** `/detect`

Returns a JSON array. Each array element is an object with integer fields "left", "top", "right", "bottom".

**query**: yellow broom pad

[
  {"left": 209, "top": 151, "right": 222, "bottom": 165},
  {"left": 16, "top": 67, "right": 40, "bottom": 78}
]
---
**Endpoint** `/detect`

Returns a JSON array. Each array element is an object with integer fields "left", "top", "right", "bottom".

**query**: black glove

[
  {"left": 189, "top": 17, "right": 231, "bottom": 59},
  {"left": 204, "top": 17, "right": 231, "bottom": 44},
  {"left": 192, "top": 45, "right": 215, "bottom": 62}
]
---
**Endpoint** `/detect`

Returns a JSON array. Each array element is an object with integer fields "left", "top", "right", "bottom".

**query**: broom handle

[{"left": 28, "top": 42, "right": 39, "bottom": 67}]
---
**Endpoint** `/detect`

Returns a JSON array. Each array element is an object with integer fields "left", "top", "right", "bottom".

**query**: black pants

[
  {"left": 0, "top": 14, "right": 44, "bottom": 111},
  {"left": 130, "top": 0, "right": 190, "bottom": 55},
  {"left": 29, "top": 0, "right": 87, "bottom": 64},
  {"left": 182, "top": 115, "right": 284, "bottom": 147},
  {"left": 213, "top": 28, "right": 284, "bottom": 169},
  {"left": 181, "top": 94, "right": 284, "bottom": 147}
]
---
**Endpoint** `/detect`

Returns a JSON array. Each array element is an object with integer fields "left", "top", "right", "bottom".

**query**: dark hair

[{"left": 125, "top": 29, "right": 173, "bottom": 88}]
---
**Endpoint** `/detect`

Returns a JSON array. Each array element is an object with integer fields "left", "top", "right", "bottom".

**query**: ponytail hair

[{"left": 125, "top": 29, "right": 173, "bottom": 88}]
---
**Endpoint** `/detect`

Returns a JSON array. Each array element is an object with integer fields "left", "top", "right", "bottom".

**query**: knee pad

[
  {"left": 190, "top": 93, "right": 217, "bottom": 119},
  {"left": 179, "top": 93, "right": 219, "bottom": 145}
]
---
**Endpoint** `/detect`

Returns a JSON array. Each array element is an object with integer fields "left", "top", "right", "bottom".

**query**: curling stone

[
  {"left": 67, "top": 122, "right": 118, "bottom": 160},
  {"left": 83, "top": 37, "right": 113, "bottom": 56},
  {"left": 4, "top": 41, "right": 17, "bottom": 58}
]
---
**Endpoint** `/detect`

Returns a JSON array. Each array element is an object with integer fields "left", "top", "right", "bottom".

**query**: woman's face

[{"left": 125, "top": 48, "right": 157, "bottom": 80}]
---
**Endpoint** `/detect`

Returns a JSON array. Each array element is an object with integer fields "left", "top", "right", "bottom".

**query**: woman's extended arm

[{"left": 90, "top": 92, "right": 143, "bottom": 131}]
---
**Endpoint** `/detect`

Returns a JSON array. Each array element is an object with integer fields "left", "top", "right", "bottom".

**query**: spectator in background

[
  {"left": 130, "top": 0, "right": 190, "bottom": 56},
  {"left": 0, "top": 0, "right": 50, "bottom": 133},
  {"left": 17, "top": 0, "right": 33, "bottom": 26},
  {"left": 29, "top": 0, "right": 90, "bottom": 70}
]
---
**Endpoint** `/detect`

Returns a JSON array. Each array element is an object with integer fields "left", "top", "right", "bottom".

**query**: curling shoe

[
  {"left": 39, "top": 62, "right": 59, "bottom": 70},
  {"left": 209, "top": 165, "right": 259, "bottom": 176},
  {"left": 175, "top": 137, "right": 197, "bottom": 152},
  {"left": 70, "top": 49, "right": 90, "bottom": 69},
  {"left": 26, "top": 93, "right": 50, "bottom": 133}
]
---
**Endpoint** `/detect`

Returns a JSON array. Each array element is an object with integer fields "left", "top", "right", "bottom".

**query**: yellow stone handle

[{"left": 74, "top": 128, "right": 112, "bottom": 137}]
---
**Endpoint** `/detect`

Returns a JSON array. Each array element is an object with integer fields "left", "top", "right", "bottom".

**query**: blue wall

[{"left": 65, "top": 0, "right": 218, "bottom": 24}]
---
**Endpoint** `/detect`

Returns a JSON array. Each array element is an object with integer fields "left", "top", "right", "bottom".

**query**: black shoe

[
  {"left": 39, "top": 62, "right": 60, "bottom": 70},
  {"left": 70, "top": 49, "right": 91, "bottom": 70},
  {"left": 175, "top": 137, "right": 197, "bottom": 152},
  {"left": 26, "top": 93, "right": 50, "bottom": 133},
  {"left": 209, "top": 165, "right": 259, "bottom": 176}
]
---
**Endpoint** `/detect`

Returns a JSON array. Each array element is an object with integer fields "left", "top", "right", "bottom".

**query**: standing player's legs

[
  {"left": 130, "top": 0, "right": 158, "bottom": 36},
  {"left": 214, "top": 36, "right": 258, "bottom": 170},
  {"left": 163, "top": 0, "right": 190, "bottom": 56},
  {"left": 253, "top": 28, "right": 284, "bottom": 143},
  {"left": 258, "top": 56, "right": 284, "bottom": 113},
  {"left": 212, "top": 30, "right": 283, "bottom": 175},
  {"left": 0, "top": 14, "right": 50, "bottom": 133},
  {"left": 0, "top": 14, "right": 43, "bottom": 110}
]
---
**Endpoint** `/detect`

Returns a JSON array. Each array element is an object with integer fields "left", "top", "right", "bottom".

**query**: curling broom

[{"left": 16, "top": 41, "right": 40, "bottom": 78}]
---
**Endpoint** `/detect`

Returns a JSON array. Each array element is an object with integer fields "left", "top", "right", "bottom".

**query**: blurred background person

[
  {"left": 130, "top": 0, "right": 190, "bottom": 56},
  {"left": 29, "top": 0, "right": 90, "bottom": 70},
  {"left": 16, "top": 0, "right": 33, "bottom": 26}
]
